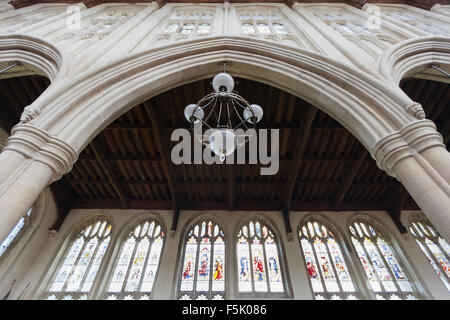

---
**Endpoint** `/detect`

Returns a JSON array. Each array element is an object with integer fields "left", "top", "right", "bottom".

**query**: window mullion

[
  {"left": 424, "top": 237, "right": 450, "bottom": 283},
  {"left": 261, "top": 236, "right": 270, "bottom": 293},
  {"left": 373, "top": 238, "right": 402, "bottom": 296},
  {"left": 137, "top": 236, "right": 153, "bottom": 296},
  {"left": 209, "top": 235, "right": 215, "bottom": 299},
  {"left": 248, "top": 236, "right": 255, "bottom": 293},
  {"left": 192, "top": 234, "right": 201, "bottom": 299},
  {"left": 121, "top": 236, "right": 139, "bottom": 296},
  {"left": 79, "top": 236, "right": 103, "bottom": 297},
  {"left": 59, "top": 236, "right": 88, "bottom": 296},
  {"left": 324, "top": 237, "right": 344, "bottom": 296},
  {"left": 359, "top": 238, "right": 383, "bottom": 298},
  {"left": 310, "top": 237, "right": 328, "bottom": 298}
]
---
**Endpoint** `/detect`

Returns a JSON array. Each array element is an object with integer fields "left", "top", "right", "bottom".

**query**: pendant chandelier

[{"left": 184, "top": 72, "right": 263, "bottom": 161}]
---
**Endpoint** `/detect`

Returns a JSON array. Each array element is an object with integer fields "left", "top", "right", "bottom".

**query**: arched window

[
  {"left": 409, "top": 218, "right": 450, "bottom": 291},
  {"left": 237, "top": 220, "right": 285, "bottom": 295},
  {"left": 0, "top": 208, "right": 32, "bottom": 259},
  {"left": 178, "top": 220, "right": 225, "bottom": 300},
  {"left": 349, "top": 220, "right": 420, "bottom": 300},
  {"left": 298, "top": 219, "right": 358, "bottom": 300},
  {"left": 44, "top": 219, "right": 112, "bottom": 300},
  {"left": 105, "top": 219, "right": 165, "bottom": 300}
]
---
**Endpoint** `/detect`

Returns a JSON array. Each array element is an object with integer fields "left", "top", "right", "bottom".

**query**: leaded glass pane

[
  {"left": 46, "top": 220, "right": 112, "bottom": 299},
  {"left": 237, "top": 220, "right": 285, "bottom": 295},
  {"left": 350, "top": 221, "right": 421, "bottom": 299},
  {"left": 299, "top": 220, "right": 357, "bottom": 299},
  {"left": 410, "top": 218, "right": 450, "bottom": 292},
  {"left": 0, "top": 208, "right": 32, "bottom": 259},
  {"left": 179, "top": 220, "right": 225, "bottom": 299},
  {"left": 106, "top": 220, "right": 165, "bottom": 299}
]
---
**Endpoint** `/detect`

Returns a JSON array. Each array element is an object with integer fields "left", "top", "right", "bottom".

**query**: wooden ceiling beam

[
  {"left": 332, "top": 146, "right": 368, "bottom": 210},
  {"left": 106, "top": 122, "right": 344, "bottom": 130},
  {"left": 144, "top": 102, "right": 181, "bottom": 232},
  {"left": 71, "top": 198, "right": 414, "bottom": 212},
  {"left": 227, "top": 165, "right": 234, "bottom": 210},
  {"left": 63, "top": 177, "right": 398, "bottom": 188},
  {"left": 282, "top": 105, "right": 318, "bottom": 237},
  {"left": 90, "top": 142, "right": 129, "bottom": 205},
  {"left": 78, "top": 153, "right": 365, "bottom": 163}
]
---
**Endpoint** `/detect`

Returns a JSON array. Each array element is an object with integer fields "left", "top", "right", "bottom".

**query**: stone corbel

[
  {"left": 20, "top": 104, "right": 41, "bottom": 124},
  {"left": 404, "top": 102, "right": 426, "bottom": 120}
]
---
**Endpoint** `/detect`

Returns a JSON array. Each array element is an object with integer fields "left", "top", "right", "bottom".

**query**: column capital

[
  {"left": 371, "top": 120, "right": 445, "bottom": 177},
  {"left": 2, "top": 124, "right": 78, "bottom": 183}
]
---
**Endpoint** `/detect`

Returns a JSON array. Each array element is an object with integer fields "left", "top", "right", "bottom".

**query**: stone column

[
  {"left": 0, "top": 124, "right": 77, "bottom": 242},
  {"left": 372, "top": 119, "right": 450, "bottom": 242}
]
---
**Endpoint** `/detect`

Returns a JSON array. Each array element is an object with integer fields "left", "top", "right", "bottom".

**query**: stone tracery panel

[
  {"left": 54, "top": 4, "right": 142, "bottom": 43},
  {"left": 304, "top": 4, "right": 404, "bottom": 60},
  {"left": 154, "top": 6, "right": 216, "bottom": 43},
  {"left": 235, "top": 5, "right": 302, "bottom": 48},
  {"left": 379, "top": 5, "right": 450, "bottom": 36},
  {"left": 0, "top": 4, "right": 67, "bottom": 34}
]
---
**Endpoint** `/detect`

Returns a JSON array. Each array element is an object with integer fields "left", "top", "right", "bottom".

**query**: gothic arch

[
  {"left": 379, "top": 36, "right": 450, "bottom": 85},
  {"left": 28, "top": 36, "right": 420, "bottom": 154},
  {"left": 0, "top": 34, "right": 68, "bottom": 82}
]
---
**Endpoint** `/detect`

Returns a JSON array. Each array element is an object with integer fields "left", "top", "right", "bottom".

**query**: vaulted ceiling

[{"left": 0, "top": 74, "right": 448, "bottom": 234}]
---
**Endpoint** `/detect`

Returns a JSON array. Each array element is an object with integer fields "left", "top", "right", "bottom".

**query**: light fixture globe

[
  {"left": 208, "top": 128, "right": 236, "bottom": 162},
  {"left": 184, "top": 104, "right": 204, "bottom": 123},
  {"left": 212, "top": 72, "right": 234, "bottom": 93},
  {"left": 244, "top": 104, "right": 263, "bottom": 123}
]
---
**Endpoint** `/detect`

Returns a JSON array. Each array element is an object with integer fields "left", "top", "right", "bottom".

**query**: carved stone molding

[
  {"left": 371, "top": 119, "right": 445, "bottom": 177},
  {"left": 3, "top": 124, "right": 78, "bottom": 183},
  {"left": 404, "top": 102, "right": 426, "bottom": 120},
  {"left": 20, "top": 104, "right": 41, "bottom": 124}
]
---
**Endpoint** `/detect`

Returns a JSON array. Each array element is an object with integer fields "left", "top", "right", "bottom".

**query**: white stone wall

[{"left": 0, "top": 2, "right": 448, "bottom": 75}]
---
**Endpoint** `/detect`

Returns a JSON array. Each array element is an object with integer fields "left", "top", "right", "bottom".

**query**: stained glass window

[
  {"left": 178, "top": 220, "right": 225, "bottom": 300},
  {"left": 105, "top": 220, "right": 165, "bottom": 300},
  {"left": 44, "top": 219, "right": 112, "bottom": 300},
  {"left": 409, "top": 218, "right": 450, "bottom": 291},
  {"left": 0, "top": 208, "right": 32, "bottom": 259},
  {"left": 349, "top": 220, "right": 420, "bottom": 300},
  {"left": 298, "top": 220, "right": 358, "bottom": 300},
  {"left": 237, "top": 220, "right": 285, "bottom": 294}
]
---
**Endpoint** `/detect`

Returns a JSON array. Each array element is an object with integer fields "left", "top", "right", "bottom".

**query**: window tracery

[
  {"left": 157, "top": 9, "right": 214, "bottom": 42},
  {"left": 349, "top": 220, "right": 421, "bottom": 300},
  {"left": 178, "top": 220, "right": 225, "bottom": 300},
  {"left": 384, "top": 11, "right": 450, "bottom": 36},
  {"left": 237, "top": 220, "right": 286, "bottom": 295},
  {"left": 105, "top": 219, "right": 165, "bottom": 300},
  {"left": 57, "top": 7, "right": 140, "bottom": 42},
  {"left": 409, "top": 218, "right": 450, "bottom": 291},
  {"left": 43, "top": 219, "right": 112, "bottom": 300},
  {"left": 0, "top": 208, "right": 32, "bottom": 259},
  {"left": 311, "top": 10, "right": 400, "bottom": 59},
  {"left": 237, "top": 9, "right": 299, "bottom": 47},
  {"left": 298, "top": 219, "right": 359, "bottom": 300}
]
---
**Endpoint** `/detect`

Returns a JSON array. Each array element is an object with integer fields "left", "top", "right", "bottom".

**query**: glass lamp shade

[
  {"left": 184, "top": 104, "right": 204, "bottom": 123},
  {"left": 208, "top": 128, "right": 236, "bottom": 161},
  {"left": 212, "top": 72, "right": 234, "bottom": 93},
  {"left": 244, "top": 104, "right": 263, "bottom": 123}
]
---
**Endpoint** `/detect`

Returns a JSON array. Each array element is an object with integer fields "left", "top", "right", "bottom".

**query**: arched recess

[
  {"left": 379, "top": 36, "right": 450, "bottom": 85},
  {"left": 0, "top": 34, "right": 68, "bottom": 82},
  {"left": 30, "top": 36, "right": 420, "bottom": 154}
]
